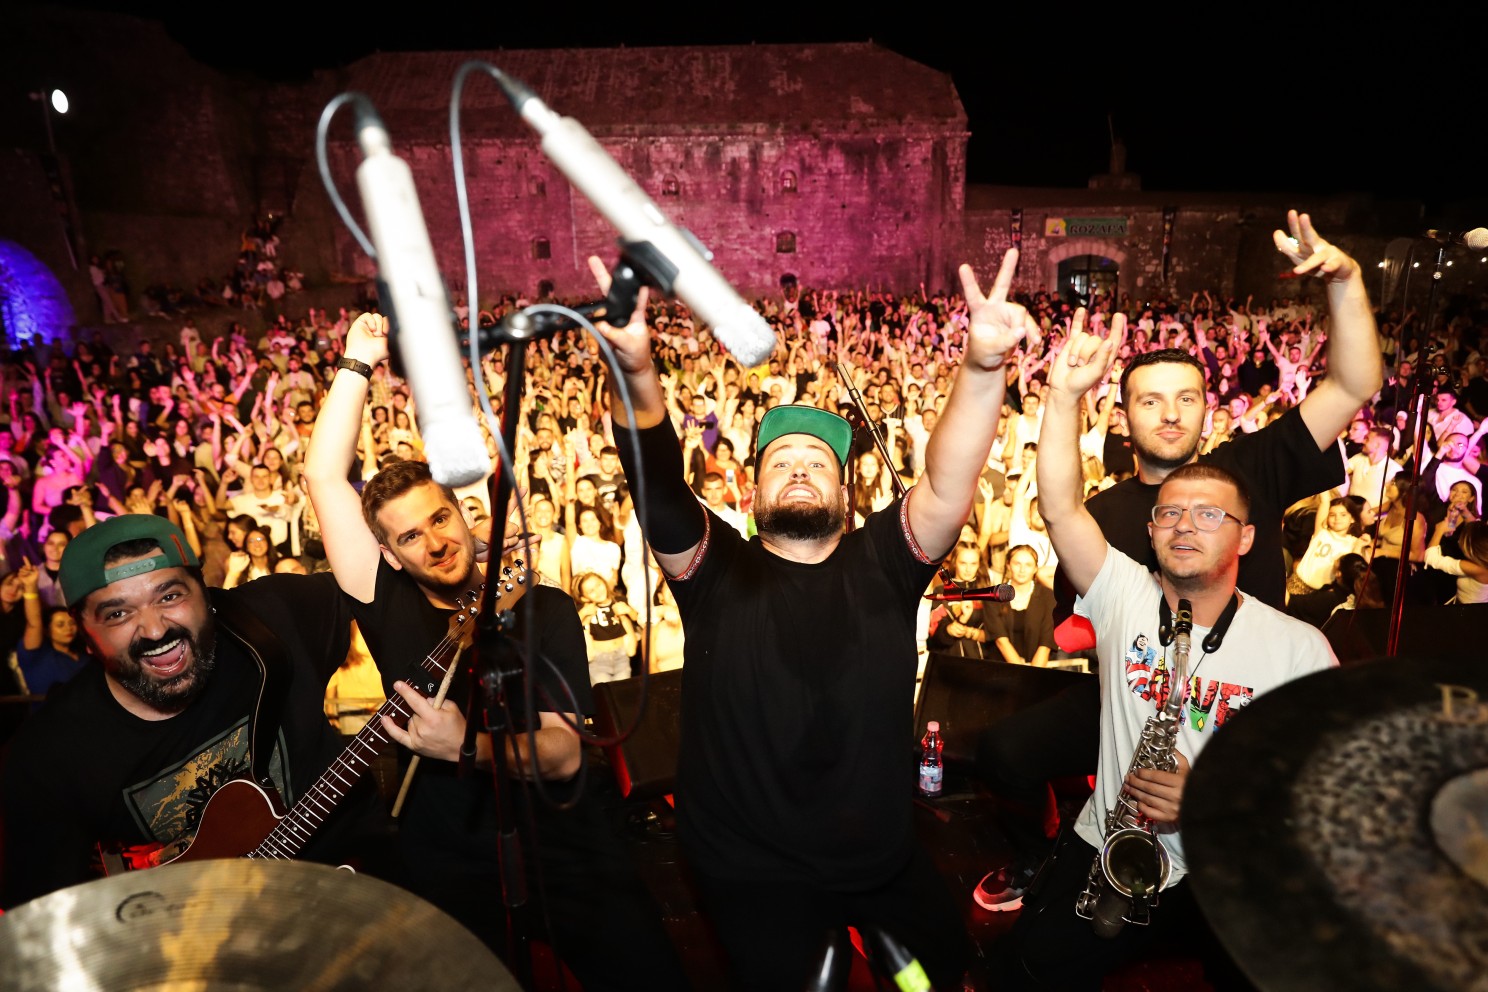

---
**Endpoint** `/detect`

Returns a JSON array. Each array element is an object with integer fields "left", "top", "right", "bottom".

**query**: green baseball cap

[
  {"left": 755, "top": 405, "right": 853, "bottom": 467},
  {"left": 60, "top": 514, "right": 201, "bottom": 607}
]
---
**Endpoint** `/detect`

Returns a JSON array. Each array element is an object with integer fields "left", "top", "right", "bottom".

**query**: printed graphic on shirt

[
  {"left": 1124, "top": 634, "right": 1162, "bottom": 702},
  {"left": 122, "top": 718, "right": 290, "bottom": 848},
  {"left": 1125, "top": 634, "right": 1253, "bottom": 733}
]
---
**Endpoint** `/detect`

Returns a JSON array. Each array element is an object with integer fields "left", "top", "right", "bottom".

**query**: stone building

[
  {"left": 0, "top": 7, "right": 1440, "bottom": 347},
  {"left": 308, "top": 43, "right": 969, "bottom": 298}
]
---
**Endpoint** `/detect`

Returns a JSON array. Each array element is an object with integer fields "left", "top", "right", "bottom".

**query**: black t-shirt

[
  {"left": 1103, "top": 429, "right": 1135, "bottom": 478},
  {"left": 1462, "top": 376, "right": 1488, "bottom": 420},
  {"left": 347, "top": 560, "right": 592, "bottom": 858},
  {"left": 1056, "top": 406, "right": 1343, "bottom": 623},
  {"left": 0, "top": 573, "right": 373, "bottom": 908},
  {"left": 668, "top": 494, "right": 940, "bottom": 889},
  {"left": 584, "top": 470, "right": 628, "bottom": 514}
]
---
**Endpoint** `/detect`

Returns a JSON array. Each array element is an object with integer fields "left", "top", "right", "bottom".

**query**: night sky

[{"left": 42, "top": 4, "right": 1488, "bottom": 222}]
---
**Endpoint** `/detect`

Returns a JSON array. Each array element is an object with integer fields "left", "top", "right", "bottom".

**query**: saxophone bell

[{"left": 1076, "top": 598, "right": 1191, "bottom": 937}]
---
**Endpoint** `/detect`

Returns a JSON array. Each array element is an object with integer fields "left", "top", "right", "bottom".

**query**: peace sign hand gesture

[
  {"left": 1273, "top": 210, "right": 1358, "bottom": 284},
  {"left": 958, "top": 249, "right": 1041, "bottom": 373}
]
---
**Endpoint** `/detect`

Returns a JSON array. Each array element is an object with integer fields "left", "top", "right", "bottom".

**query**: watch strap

[{"left": 335, "top": 356, "right": 374, "bottom": 380}]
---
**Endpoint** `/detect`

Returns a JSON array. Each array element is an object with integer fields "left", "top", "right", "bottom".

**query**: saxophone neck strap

[{"left": 1158, "top": 592, "right": 1240, "bottom": 655}]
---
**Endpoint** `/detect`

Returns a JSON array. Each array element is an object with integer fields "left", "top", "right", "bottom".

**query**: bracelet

[{"left": 23, "top": 592, "right": 38, "bottom": 600}]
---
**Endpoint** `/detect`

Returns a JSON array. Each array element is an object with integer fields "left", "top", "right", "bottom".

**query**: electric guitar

[{"left": 99, "top": 558, "right": 529, "bottom": 873}]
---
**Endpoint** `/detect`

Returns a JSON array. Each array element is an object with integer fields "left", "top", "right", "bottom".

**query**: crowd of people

[
  {"left": 2, "top": 208, "right": 1487, "bottom": 987},
  {"left": 91, "top": 216, "right": 307, "bottom": 325}
]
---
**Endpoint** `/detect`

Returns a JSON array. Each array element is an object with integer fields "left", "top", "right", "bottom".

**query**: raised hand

[
  {"left": 1273, "top": 210, "right": 1358, "bottom": 284},
  {"left": 17, "top": 558, "right": 38, "bottom": 593},
  {"left": 344, "top": 312, "right": 391, "bottom": 367},
  {"left": 958, "top": 249, "right": 1041, "bottom": 372},
  {"left": 586, "top": 255, "right": 652, "bottom": 375},
  {"left": 1048, "top": 309, "right": 1127, "bottom": 399}
]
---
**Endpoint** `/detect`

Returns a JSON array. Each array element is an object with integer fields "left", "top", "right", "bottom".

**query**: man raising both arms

[
  {"left": 974, "top": 212, "right": 1381, "bottom": 912},
  {"left": 1003, "top": 313, "right": 1337, "bottom": 989},
  {"left": 595, "top": 249, "right": 1038, "bottom": 990},
  {"left": 302, "top": 313, "right": 688, "bottom": 991}
]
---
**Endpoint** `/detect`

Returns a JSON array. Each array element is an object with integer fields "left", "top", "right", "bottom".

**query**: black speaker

[
  {"left": 590, "top": 669, "right": 684, "bottom": 801},
  {"left": 1321, "top": 604, "right": 1488, "bottom": 664},
  {"left": 913, "top": 654, "right": 1090, "bottom": 766}
]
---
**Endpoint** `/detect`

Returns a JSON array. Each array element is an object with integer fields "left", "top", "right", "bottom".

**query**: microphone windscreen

[{"left": 424, "top": 420, "right": 491, "bottom": 488}]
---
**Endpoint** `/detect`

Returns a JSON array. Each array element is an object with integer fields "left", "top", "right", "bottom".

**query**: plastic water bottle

[{"left": 918, "top": 721, "right": 944, "bottom": 796}]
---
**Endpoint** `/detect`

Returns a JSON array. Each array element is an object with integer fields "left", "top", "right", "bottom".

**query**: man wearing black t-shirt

[
  {"left": 594, "top": 249, "right": 1038, "bottom": 990},
  {"left": 973, "top": 211, "right": 1383, "bottom": 914},
  {"left": 304, "top": 314, "right": 688, "bottom": 992},
  {"left": 0, "top": 514, "right": 387, "bottom": 909}
]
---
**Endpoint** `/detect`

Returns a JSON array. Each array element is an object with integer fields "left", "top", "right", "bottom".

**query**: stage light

[{"left": 49, "top": 89, "right": 68, "bottom": 114}]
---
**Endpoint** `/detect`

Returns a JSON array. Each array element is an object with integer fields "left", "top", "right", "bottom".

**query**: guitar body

[
  {"left": 167, "top": 779, "right": 285, "bottom": 864},
  {"left": 96, "top": 572, "right": 527, "bottom": 874}
]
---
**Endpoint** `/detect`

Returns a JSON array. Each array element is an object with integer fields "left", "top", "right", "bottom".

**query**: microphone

[
  {"left": 499, "top": 77, "right": 778, "bottom": 367},
  {"left": 924, "top": 584, "right": 1016, "bottom": 603},
  {"left": 1422, "top": 228, "right": 1488, "bottom": 250},
  {"left": 354, "top": 105, "right": 489, "bottom": 488}
]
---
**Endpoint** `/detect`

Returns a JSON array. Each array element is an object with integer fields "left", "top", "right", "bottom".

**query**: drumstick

[{"left": 391, "top": 644, "right": 463, "bottom": 818}]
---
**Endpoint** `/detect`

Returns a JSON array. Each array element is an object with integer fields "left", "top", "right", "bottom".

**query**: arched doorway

[
  {"left": 0, "top": 240, "right": 75, "bottom": 348},
  {"left": 1057, "top": 254, "right": 1119, "bottom": 307}
]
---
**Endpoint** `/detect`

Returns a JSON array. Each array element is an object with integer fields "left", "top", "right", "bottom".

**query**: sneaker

[{"left": 973, "top": 865, "right": 1034, "bottom": 912}]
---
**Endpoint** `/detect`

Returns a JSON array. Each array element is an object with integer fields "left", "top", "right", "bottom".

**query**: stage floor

[{"left": 590, "top": 766, "right": 1213, "bottom": 992}]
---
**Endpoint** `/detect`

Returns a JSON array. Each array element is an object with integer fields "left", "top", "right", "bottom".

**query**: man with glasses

[
  {"left": 974, "top": 213, "right": 1380, "bottom": 914},
  {"left": 998, "top": 316, "right": 1336, "bottom": 988}
]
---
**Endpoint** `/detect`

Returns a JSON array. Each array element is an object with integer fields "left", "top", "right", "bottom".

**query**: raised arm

[
  {"left": 303, "top": 313, "right": 389, "bottom": 603},
  {"left": 18, "top": 560, "right": 43, "bottom": 652},
  {"left": 908, "top": 250, "right": 1038, "bottom": 560},
  {"left": 1038, "top": 310, "right": 1127, "bottom": 596},
  {"left": 1275, "top": 212, "right": 1383, "bottom": 450},
  {"left": 588, "top": 256, "right": 706, "bottom": 579}
]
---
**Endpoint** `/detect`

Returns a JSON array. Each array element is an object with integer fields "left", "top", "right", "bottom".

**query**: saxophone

[{"left": 1075, "top": 598, "right": 1192, "bottom": 938}]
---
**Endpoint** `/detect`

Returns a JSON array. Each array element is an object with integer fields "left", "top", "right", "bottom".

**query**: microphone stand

[
  {"left": 836, "top": 360, "right": 963, "bottom": 592},
  {"left": 1384, "top": 241, "right": 1450, "bottom": 655},
  {"left": 455, "top": 253, "right": 648, "bottom": 982}
]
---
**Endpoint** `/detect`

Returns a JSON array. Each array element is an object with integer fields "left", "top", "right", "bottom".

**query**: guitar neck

[
  {"left": 250, "top": 643, "right": 455, "bottom": 860},
  {"left": 249, "top": 567, "right": 524, "bottom": 861}
]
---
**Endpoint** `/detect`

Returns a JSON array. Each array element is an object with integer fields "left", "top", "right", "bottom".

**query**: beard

[
  {"left": 1131, "top": 432, "right": 1202, "bottom": 475},
  {"left": 755, "top": 492, "right": 847, "bottom": 542},
  {"left": 110, "top": 622, "right": 219, "bottom": 714},
  {"left": 407, "top": 540, "right": 477, "bottom": 595}
]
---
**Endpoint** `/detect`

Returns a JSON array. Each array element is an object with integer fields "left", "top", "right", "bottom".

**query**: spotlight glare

[{"left": 49, "top": 89, "right": 68, "bottom": 115}]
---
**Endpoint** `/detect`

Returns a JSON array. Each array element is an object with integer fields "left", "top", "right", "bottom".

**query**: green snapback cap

[
  {"left": 755, "top": 405, "right": 854, "bottom": 467},
  {"left": 60, "top": 514, "right": 201, "bottom": 607}
]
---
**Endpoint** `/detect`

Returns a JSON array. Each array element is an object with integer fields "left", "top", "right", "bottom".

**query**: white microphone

[
  {"left": 506, "top": 83, "right": 778, "bottom": 367},
  {"left": 1423, "top": 228, "right": 1488, "bottom": 250},
  {"left": 355, "top": 108, "right": 489, "bottom": 488}
]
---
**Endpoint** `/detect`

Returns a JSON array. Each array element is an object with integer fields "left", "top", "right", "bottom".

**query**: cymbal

[
  {"left": 0, "top": 859, "right": 519, "bottom": 991},
  {"left": 1184, "top": 655, "right": 1488, "bottom": 992}
]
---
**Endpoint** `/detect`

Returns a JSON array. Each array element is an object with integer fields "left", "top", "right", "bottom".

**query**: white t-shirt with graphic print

[{"left": 1073, "top": 549, "right": 1337, "bottom": 888}]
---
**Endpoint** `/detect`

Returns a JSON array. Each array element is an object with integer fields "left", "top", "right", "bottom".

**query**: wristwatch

[{"left": 334, "top": 356, "right": 374, "bottom": 380}]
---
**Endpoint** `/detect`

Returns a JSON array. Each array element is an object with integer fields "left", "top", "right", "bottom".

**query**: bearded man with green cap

[
  {"left": 592, "top": 249, "right": 1038, "bottom": 991},
  {"left": 0, "top": 514, "right": 389, "bottom": 908}
]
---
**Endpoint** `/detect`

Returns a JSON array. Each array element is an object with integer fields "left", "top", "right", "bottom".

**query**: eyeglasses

[{"left": 1150, "top": 504, "right": 1245, "bottom": 532}]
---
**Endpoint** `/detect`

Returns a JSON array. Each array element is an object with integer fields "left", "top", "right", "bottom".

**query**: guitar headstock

[
  {"left": 488, "top": 554, "right": 530, "bottom": 615},
  {"left": 442, "top": 555, "right": 532, "bottom": 648}
]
